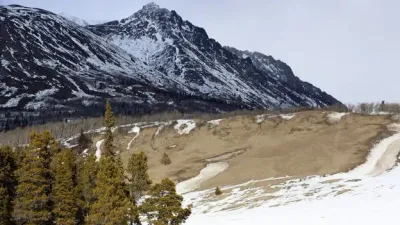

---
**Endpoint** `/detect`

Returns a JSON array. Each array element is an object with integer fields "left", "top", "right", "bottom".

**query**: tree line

[{"left": 0, "top": 100, "right": 191, "bottom": 225}]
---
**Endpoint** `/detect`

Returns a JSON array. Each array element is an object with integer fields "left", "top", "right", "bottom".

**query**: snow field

[{"left": 174, "top": 120, "right": 196, "bottom": 135}]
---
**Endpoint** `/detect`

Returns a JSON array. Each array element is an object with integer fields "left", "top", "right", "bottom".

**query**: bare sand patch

[{"left": 88, "top": 111, "right": 393, "bottom": 192}]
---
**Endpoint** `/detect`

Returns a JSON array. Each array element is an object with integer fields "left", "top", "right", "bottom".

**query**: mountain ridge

[{"left": 0, "top": 3, "right": 340, "bottom": 130}]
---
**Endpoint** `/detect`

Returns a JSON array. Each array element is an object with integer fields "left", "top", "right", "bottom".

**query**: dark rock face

[{"left": 0, "top": 3, "right": 340, "bottom": 129}]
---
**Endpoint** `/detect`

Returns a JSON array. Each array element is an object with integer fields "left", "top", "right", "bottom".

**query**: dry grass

[
  {"left": 1, "top": 102, "right": 399, "bottom": 147},
  {"left": 0, "top": 107, "right": 319, "bottom": 146}
]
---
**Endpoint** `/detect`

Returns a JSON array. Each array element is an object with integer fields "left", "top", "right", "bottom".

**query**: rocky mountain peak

[{"left": 142, "top": 2, "right": 160, "bottom": 10}]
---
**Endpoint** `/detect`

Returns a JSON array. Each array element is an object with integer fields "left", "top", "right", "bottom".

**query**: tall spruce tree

[
  {"left": 86, "top": 101, "right": 132, "bottom": 225},
  {"left": 0, "top": 146, "right": 18, "bottom": 225},
  {"left": 127, "top": 152, "right": 152, "bottom": 201},
  {"left": 86, "top": 156, "right": 131, "bottom": 225},
  {"left": 51, "top": 149, "right": 78, "bottom": 225},
  {"left": 127, "top": 152, "right": 151, "bottom": 225},
  {"left": 103, "top": 100, "right": 116, "bottom": 157},
  {"left": 12, "top": 132, "right": 56, "bottom": 225},
  {"left": 140, "top": 178, "right": 191, "bottom": 225},
  {"left": 77, "top": 153, "right": 98, "bottom": 219},
  {"left": 77, "top": 129, "right": 92, "bottom": 153}
]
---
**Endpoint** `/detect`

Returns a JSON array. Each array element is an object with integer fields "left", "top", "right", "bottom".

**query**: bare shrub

[
  {"left": 346, "top": 104, "right": 356, "bottom": 113},
  {"left": 160, "top": 153, "right": 172, "bottom": 165}
]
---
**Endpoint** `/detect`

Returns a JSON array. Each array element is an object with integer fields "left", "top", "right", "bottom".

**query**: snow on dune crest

[
  {"left": 280, "top": 114, "right": 295, "bottom": 120},
  {"left": 255, "top": 114, "right": 268, "bottom": 123},
  {"left": 327, "top": 112, "right": 348, "bottom": 123},
  {"left": 255, "top": 113, "right": 295, "bottom": 123},
  {"left": 347, "top": 123, "right": 400, "bottom": 177},
  {"left": 207, "top": 119, "right": 223, "bottom": 127},
  {"left": 174, "top": 120, "right": 196, "bottom": 135}
]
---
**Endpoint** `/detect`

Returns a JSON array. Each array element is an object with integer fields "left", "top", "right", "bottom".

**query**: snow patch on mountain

[{"left": 59, "top": 13, "right": 108, "bottom": 26}]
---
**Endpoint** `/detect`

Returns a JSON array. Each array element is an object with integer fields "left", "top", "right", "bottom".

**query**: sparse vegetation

[
  {"left": 161, "top": 153, "right": 172, "bottom": 165},
  {"left": 2, "top": 102, "right": 400, "bottom": 147},
  {"left": 346, "top": 102, "right": 400, "bottom": 114}
]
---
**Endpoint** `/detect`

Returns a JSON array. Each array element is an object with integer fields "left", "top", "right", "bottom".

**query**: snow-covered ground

[
  {"left": 280, "top": 114, "right": 295, "bottom": 120},
  {"left": 327, "top": 112, "right": 348, "bottom": 123},
  {"left": 256, "top": 113, "right": 295, "bottom": 123},
  {"left": 95, "top": 139, "right": 104, "bottom": 161},
  {"left": 255, "top": 114, "right": 269, "bottom": 123},
  {"left": 174, "top": 120, "right": 196, "bottom": 135},
  {"left": 207, "top": 119, "right": 223, "bottom": 127},
  {"left": 183, "top": 123, "right": 400, "bottom": 224},
  {"left": 127, "top": 126, "right": 140, "bottom": 150},
  {"left": 176, "top": 162, "right": 229, "bottom": 194}
]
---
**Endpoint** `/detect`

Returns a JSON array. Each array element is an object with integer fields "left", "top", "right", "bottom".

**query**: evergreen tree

[
  {"left": 215, "top": 186, "right": 222, "bottom": 196},
  {"left": 127, "top": 152, "right": 152, "bottom": 201},
  {"left": 160, "top": 153, "right": 171, "bottom": 165},
  {"left": 12, "top": 132, "right": 55, "bottom": 225},
  {"left": 103, "top": 100, "right": 116, "bottom": 158},
  {"left": 0, "top": 146, "right": 18, "bottom": 225},
  {"left": 77, "top": 129, "right": 92, "bottom": 153},
  {"left": 0, "top": 187, "right": 12, "bottom": 225},
  {"left": 51, "top": 149, "right": 78, "bottom": 225},
  {"left": 77, "top": 153, "right": 98, "bottom": 219},
  {"left": 86, "top": 156, "right": 131, "bottom": 225},
  {"left": 140, "top": 178, "right": 191, "bottom": 225}
]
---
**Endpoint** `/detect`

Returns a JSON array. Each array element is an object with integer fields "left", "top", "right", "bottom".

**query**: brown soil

[{"left": 90, "top": 111, "right": 393, "bottom": 191}]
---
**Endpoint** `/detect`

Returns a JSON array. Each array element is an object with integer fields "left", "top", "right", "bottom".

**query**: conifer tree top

[{"left": 104, "top": 99, "right": 115, "bottom": 128}]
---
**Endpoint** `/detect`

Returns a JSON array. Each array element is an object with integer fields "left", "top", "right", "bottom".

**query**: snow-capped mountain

[
  {"left": 0, "top": 3, "right": 340, "bottom": 128},
  {"left": 59, "top": 13, "right": 90, "bottom": 26},
  {"left": 88, "top": 3, "right": 338, "bottom": 108},
  {"left": 1, "top": 4, "right": 178, "bottom": 111},
  {"left": 59, "top": 13, "right": 108, "bottom": 26}
]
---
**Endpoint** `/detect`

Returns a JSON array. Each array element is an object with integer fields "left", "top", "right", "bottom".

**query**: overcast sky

[{"left": 2, "top": 0, "right": 399, "bottom": 103}]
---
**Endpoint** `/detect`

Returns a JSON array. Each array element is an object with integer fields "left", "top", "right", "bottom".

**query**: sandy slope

[
  {"left": 111, "top": 111, "right": 393, "bottom": 189},
  {"left": 67, "top": 111, "right": 394, "bottom": 190},
  {"left": 61, "top": 111, "right": 400, "bottom": 224},
  {"left": 184, "top": 123, "right": 400, "bottom": 224}
]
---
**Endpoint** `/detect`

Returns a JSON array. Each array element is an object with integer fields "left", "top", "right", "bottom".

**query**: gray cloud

[{"left": 2, "top": 0, "right": 399, "bottom": 103}]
